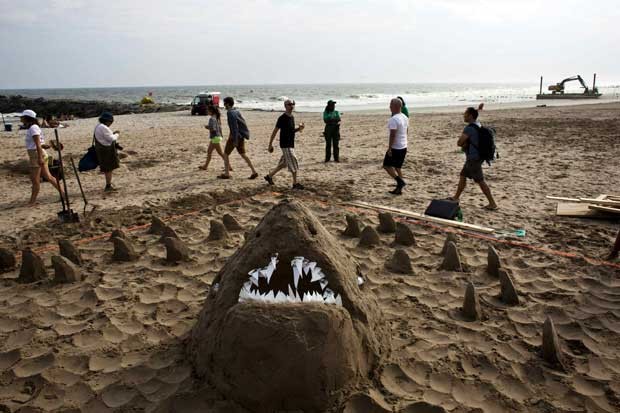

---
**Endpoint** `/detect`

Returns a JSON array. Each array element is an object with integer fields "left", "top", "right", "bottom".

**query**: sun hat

[{"left": 19, "top": 109, "right": 37, "bottom": 119}]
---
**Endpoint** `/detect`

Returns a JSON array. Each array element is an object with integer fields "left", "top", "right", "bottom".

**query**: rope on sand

[{"left": 14, "top": 192, "right": 620, "bottom": 271}]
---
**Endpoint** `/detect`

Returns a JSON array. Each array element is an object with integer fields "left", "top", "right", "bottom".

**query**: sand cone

[
  {"left": 440, "top": 241, "right": 462, "bottom": 271},
  {"left": 18, "top": 248, "right": 47, "bottom": 283},
  {"left": 112, "top": 237, "right": 138, "bottom": 262},
  {"left": 0, "top": 248, "right": 16, "bottom": 273},
  {"left": 164, "top": 237, "right": 190, "bottom": 263},
  {"left": 58, "top": 239, "right": 82, "bottom": 266},
  {"left": 52, "top": 255, "right": 82, "bottom": 283},
  {"left": 158, "top": 225, "right": 179, "bottom": 243},
  {"left": 542, "top": 317, "right": 565, "bottom": 368},
  {"left": 487, "top": 246, "right": 502, "bottom": 277},
  {"left": 440, "top": 233, "right": 458, "bottom": 255},
  {"left": 109, "top": 229, "right": 128, "bottom": 241},
  {"left": 378, "top": 213, "right": 396, "bottom": 233},
  {"left": 462, "top": 281, "right": 481, "bottom": 321},
  {"left": 343, "top": 214, "right": 362, "bottom": 237},
  {"left": 385, "top": 249, "right": 413, "bottom": 274},
  {"left": 394, "top": 223, "right": 416, "bottom": 246},
  {"left": 358, "top": 226, "right": 381, "bottom": 247},
  {"left": 148, "top": 216, "right": 166, "bottom": 235},
  {"left": 223, "top": 214, "right": 243, "bottom": 231},
  {"left": 498, "top": 269, "right": 519, "bottom": 305},
  {"left": 208, "top": 220, "right": 228, "bottom": 241}
]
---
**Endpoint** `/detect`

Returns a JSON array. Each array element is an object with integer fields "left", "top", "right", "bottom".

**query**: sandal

[{"left": 249, "top": 173, "right": 259, "bottom": 180}]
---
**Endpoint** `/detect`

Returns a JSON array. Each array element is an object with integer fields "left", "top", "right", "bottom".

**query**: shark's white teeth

[
  {"left": 319, "top": 278, "right": 328, "bottom": 290},
  {"left": 310, "top": 267, "right": 325, "bottom": 283},
  {"left": 357, "top": 276, "right": 364, "bottom": 286},
  {"left": 239, "top": 255, "right": 342, "bottom": 306}
]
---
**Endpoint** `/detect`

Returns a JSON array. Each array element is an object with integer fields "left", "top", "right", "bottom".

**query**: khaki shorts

[
  {"left": 276, "top": 147, "right": 299, "bottom": 173},
  {"left": 224, "top": 138, "right": 246, "bottom": 155},
  {"left": 27, "top": 149, "right": 49, "bottom": 168}
]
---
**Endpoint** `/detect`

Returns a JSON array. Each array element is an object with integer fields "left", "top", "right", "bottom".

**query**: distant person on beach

[
  {"left": 384, "top": 98, "right": 409, "bottom": 195},
  {"left": 450, "top": 104, "right": 498, "bottom": 210},
  {"left": 94, "top": 112, "right": 122, "bottom": 192},
  {"left": 397, "top": 96, "right": 409, "bottom": 118},
  {"left": 264, "top": 99, "right": 305, "bottom": 189},
  {"left": 20, "top": 109, "right": 65, "bottom": 206},
  {"left": 219, "top": 97, "right": 259, "bottom": 180},
  {"left": 199, "top": 105, "right": 228, "bottom": 172},
  {"left": 323, "top": 100, "right": 341, "bottom": 162}
]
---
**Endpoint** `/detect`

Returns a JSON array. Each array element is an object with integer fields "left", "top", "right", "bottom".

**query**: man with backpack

[
  {"left": 219, "top": 97, "right": 259, "bottom": 180},
  {"left": 451, "top": 105, "right": 498, "bottom": 210}
]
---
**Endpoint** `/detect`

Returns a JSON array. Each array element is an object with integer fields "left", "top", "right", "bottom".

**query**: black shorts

[
  {"left": 460, "top": 159, "right": 484, "bottom": 183},
  {"left": 383, "top": 148, "right": 407, "bottom": 169}
]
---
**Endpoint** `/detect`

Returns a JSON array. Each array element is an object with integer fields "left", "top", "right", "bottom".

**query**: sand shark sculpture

[{"left": 189, "top": 199, "right": 390, "bottom": 412}]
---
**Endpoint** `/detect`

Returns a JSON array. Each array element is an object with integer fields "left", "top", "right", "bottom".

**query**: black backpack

[{"left": 470, "top": 124, "right": 497, "bottom": 165}]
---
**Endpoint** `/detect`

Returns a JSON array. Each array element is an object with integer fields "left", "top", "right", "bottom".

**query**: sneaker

[
  {"left": 264, "top": 175, "right": 274, "bottom": 185},
  {"left": 249, "top": 172, "right": 259, "bottom": 180},
  {"left": 389, "top": 187, "right": 402, "bottom": 195},
  {"left": 104, "top": 185, "right": 118, "bottom": 192},
  {"left": 292, "top": 183, "right": 305, "bottom": 190}
]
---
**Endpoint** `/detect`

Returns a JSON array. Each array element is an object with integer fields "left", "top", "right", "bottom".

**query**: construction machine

[{"left": 536, "top": 74, "right": 601, "bottom": 99}]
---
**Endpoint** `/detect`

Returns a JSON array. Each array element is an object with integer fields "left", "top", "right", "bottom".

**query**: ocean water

[{"left": 2, "top": 83, "right": 619, "bottom": 113}]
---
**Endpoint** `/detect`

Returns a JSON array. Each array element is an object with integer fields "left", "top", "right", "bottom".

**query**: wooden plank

[
  {"left": 588, "top": 205, "right": 620, "bottom": 215},
  {"left": 580, "top": 198, "right": 620, "bottom": 207},
  {"left": 556, "top": 202, "right": 617, "bottom": 219},
  {"left": 546, "top": 196, "right": 581, "bottom": 202},
  {"left": 346, "top": 201, "right": 495, "bottom": 234}
]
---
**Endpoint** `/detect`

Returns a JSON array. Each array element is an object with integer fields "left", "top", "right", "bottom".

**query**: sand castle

[{"left": 189, "top": 199, "right": 390, "bottom": 412}]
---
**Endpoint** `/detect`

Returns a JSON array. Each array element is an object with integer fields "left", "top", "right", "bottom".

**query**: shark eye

[{"left": 238, "top": 254, "right": 342, "bottom": 306}]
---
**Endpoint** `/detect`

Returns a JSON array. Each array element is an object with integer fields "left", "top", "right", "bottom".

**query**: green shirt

[
  {"left": 401, "top": 105, "right": 409, "bottom": 118},
  {"left": 323, "top": 110, "right": 341, "bottom": 123}
]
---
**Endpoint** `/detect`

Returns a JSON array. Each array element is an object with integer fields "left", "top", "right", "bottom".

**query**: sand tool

[
  {"left": 69, "top": 155, "right": 95, "bottom": 217},
  {"left": 54, "top": 129, "right": 79, "bottom": 223}
]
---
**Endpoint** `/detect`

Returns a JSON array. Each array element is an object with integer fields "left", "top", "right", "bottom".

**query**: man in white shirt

[{"left": 383, "top": 98, "right": 409, "bottom": 195}]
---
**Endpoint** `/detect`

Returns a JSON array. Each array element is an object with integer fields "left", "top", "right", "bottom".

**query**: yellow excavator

[{"left": 537, "top": 74, "right": 601, "bottom": 99}]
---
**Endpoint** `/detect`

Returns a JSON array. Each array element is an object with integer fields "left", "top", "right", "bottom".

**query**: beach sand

[{"left": 0, "top": 102, "right": 619, "bottom": 412}]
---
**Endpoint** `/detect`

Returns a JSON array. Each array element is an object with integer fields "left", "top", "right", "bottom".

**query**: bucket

[{"left": 4, "top": 124, "right": 12, "bottom": 132}]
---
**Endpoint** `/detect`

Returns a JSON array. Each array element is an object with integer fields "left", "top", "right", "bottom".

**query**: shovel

[
  {"left": 54, "top": 129, "right": 79, "bottom": 223},
  {"left": 69, "top": 156, "right": 96, "bottom": 217}
]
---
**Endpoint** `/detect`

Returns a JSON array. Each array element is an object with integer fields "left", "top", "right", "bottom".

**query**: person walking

[
  {"left": 323, "top": 100, "right": 341, "bottom": 162},
  {"left": 383, "top": 98, "right": 409, "bottom": 195},
  {"left": 264, "top": 99, "right": 305, "bottom": 189},
  {"left": 219, "top": 97, "right": 258, "bottom": 180},
  {"left": 20, "top": 109, "right": 65, "bottom": 206},
  {"left": 450, "top": 105, "right": 498, "bottom": 210},
  {"left": 94, "top": 112, "right": 122, "bottom": 192},
  {"left": 199, "top": 105, "right": 228, "bottom": 172}
]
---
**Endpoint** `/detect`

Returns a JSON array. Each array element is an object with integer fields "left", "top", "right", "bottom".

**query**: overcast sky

[{"left": 1, "top": 0, "right": 618, "bottom": 88}]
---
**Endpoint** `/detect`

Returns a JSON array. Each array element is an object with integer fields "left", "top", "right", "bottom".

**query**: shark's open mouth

[{"left": 239, "top": 254, "right": 344, "bottom": 305}]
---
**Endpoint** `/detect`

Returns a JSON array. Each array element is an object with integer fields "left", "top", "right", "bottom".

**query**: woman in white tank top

[{"left": 21, "top": 109, "right": 65, "bottom": 206}]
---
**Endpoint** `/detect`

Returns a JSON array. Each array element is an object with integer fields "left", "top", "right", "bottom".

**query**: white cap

[{"left": 20, "top": 109, "right": 37, "bottom": 119}]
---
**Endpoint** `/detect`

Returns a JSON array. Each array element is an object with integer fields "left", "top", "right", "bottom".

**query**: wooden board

[
  {"left": 556, "top": 202, "right": 617, "bottom": 219},
  {"left": 346, "top": 201, "right": 495, "bottom": 233},
  {"left": 588, "top": 205, "right": 620, "bottom": 215},
  {"left": 580, "top": 198, "right": 620, "bottom": 207},
  {"left": 546, "top": 196, "right": 580, "bottom": 202}
]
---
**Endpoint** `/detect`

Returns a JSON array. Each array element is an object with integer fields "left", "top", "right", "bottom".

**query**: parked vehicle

[{"left": 191, "top": 92, "right": 221, "bottom": 115}]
